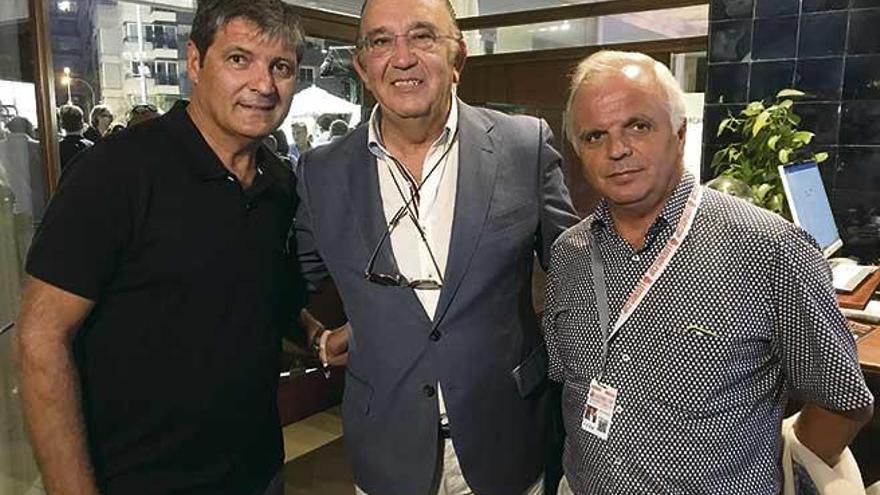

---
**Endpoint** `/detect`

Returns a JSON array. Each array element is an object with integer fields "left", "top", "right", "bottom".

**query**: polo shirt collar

[
  {"left": 162, "top": 100, "right": 276, "bottom": 184},
  {"left": 591, "top": 171, "right": 696, "bottom": 240}
]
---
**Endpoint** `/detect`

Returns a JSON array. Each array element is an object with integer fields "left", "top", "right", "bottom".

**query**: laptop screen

[{"left": 778, "top": 161, "right": 842, "bottom": 258}]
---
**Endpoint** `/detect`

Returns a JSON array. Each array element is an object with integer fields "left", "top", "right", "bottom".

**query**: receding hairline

[{"left": 357, "top": 0, "right": 459, "bottom": 37}]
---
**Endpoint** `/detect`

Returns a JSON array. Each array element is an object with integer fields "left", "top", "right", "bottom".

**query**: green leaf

[
  {"left": 778, "top": 148, "right": 791, "bottom": 164},
  {"left": 814, "top": 152, "right": 829, "bottom": 163},
  {"left": 792, "top": 131, "right": 814, "bottom": 145},
  {"left": 752, "top": 111, "right": 771, "bottom": 137},
  {"left": 768, "top": 135, "right": 781, "bottom": 150},
  {"left": 769, "top": 194, "right": 784, "bottom": 215},
  {"left": 777, "top": 89, "right": 805, "bottom": 99},
  {"left": 755, "top": 183, "right": 773, "bottom": 201},
  {"left": 780, "top": 99, "right": 794, "bottom": 109},
  {"left": 744, "top": 102, "right": 764, "bottom": 116}
]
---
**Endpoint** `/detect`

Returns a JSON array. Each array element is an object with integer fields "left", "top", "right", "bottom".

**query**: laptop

[{"left": 778, "top": 161, "right": 876, "bottom": 292}]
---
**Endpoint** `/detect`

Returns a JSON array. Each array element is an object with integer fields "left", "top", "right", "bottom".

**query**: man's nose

[
  {"left": 390, "top": 36, "right": 418, "bottom": 68},
  {"left": 607, "top": 132, "right": 632, "bottom": 160},
  {"left": 249, "top": 64, "right": 276, "bottom": 95}
]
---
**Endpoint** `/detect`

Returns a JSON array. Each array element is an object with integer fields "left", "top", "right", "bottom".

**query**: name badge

[{"left": 581, "top": 379, "right": 618, "bottom": 440}]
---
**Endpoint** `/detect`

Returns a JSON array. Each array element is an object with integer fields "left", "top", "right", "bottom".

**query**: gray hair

[
  {"left": 190, "top": 0, "right": 305, "bottom": 66},
  {"left": 563, "top": 50, "right": 687, "bottom": 152}
]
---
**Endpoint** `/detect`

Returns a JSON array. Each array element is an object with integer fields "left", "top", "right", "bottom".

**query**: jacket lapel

[{"left": 433, "top": 103, "right": 498, "bottom": 328}]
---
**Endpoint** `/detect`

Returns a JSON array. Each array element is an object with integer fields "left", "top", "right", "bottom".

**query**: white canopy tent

[{"left": 282, "top": 85, "right": 361, "bottom": 148}]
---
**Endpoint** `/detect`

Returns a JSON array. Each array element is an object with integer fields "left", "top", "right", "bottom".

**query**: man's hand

[
  {"left": 323, "top": 323, "right": 350, "bottom": 367},
  {"left": 794, "top": 403, "right": 873, "bottom": 466}
]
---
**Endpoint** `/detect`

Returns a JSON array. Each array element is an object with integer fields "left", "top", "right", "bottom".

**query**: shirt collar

[
  {"left": 367, "top": 89, "right": 459, "bottom": 160},
  {"left": 162, "top": 100, "right": 278, "bottom": 185},
  {"left": 591, "top": 171, "right": 696, "bottom": 237}
]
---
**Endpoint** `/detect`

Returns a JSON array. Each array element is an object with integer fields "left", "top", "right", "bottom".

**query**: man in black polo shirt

[{"left": 15, "top": 1, "right": 306, "bottom": 494}]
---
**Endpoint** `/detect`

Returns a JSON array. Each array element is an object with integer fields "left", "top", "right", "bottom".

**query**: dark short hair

[
  {"left": 89, "top": 104, "right": 113, "bottom": 128},
  {"left": 190, "top": 0, "right": 305, "bottom": 67},
  {"left": 6, "top": 116, "right": 34, "bottom": 136},
  {"left": 59, "top": 105, "right": 84, "bottom": 133},
  {"left": 329, "top": 119, "right": 349, "bottom": 137}
]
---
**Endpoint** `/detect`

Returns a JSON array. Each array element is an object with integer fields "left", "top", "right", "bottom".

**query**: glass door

[{"left": 1, "top": 0, "right": 49, "bottom": 492}]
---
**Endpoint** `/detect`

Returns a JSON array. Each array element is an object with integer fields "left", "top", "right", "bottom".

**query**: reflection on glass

[
  {"left": 1, "top": 0, "right": 44, "bottom": 492},
  {"left": 283, "top": 37, "right": 363, "bottom": 158},
  {"left": 464, "top": 5, "right": 708, "bottom": 56},
  {"left": 285, "top": 0, "right": 618, "bottom": 17}
]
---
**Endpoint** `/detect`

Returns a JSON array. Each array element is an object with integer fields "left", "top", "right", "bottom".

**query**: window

[
  {"left": 153, "top": 60, "right": 179, "bottom": 86},
  {"left": 298, "top": 66, "right": 315, "bottom": 87}
]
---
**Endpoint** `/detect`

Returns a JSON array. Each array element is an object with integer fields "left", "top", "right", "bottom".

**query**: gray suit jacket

[{"left": 294, "top": 101, "right": 578, "bottom": 495}]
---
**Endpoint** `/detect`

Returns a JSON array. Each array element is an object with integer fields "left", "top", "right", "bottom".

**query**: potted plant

[{"left": 710, "top": 89, "right": 829, "bottom": 219}]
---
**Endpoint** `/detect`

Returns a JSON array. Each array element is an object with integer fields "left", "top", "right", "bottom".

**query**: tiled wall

[{"left": 704, "top": 0, "right": 880, "bottom": 261}]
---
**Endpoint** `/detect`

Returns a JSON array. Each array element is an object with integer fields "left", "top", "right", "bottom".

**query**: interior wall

[
  {"left": 458, "top": 47, "right": 689, "bottom": 216},
  {"left": 704, "top": 0, "right": 880, "bottom": 262}
]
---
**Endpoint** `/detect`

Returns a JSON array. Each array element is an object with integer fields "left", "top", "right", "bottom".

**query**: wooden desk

[{"left": 858, "top": 328, "right": 880, "bottom": 374}]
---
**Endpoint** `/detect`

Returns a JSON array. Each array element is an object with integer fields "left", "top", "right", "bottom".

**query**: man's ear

[
  {"left": 452, "top": 38, "right": 467, "bottom": 84},
  {"left": 352, "top": 51, "right": 372, "bottom": 92},
  {"left": 186, "top": 41, "right": 202, "bottom": 86}
]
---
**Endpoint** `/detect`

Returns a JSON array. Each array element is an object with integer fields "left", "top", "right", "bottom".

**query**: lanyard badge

[{"left": 581, "top": 185, "right": 703, "bottom": 441}]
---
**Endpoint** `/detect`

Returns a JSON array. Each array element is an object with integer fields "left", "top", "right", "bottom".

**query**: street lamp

[
  {"left": 60, "top": 67, "right": 97, "bottom": 109},
  {"left": 61, "top": 66, "right": 72, "bottom": 104}
]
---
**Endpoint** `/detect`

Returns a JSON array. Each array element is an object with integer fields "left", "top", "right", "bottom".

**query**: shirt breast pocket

[{"left": 650, "top": 327, "right": 744, "bottom": 416}]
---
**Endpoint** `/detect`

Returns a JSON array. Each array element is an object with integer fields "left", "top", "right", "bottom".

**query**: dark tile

[
  {"left": 756, "top": 0, "right": 799, "bottom": 17},
  {"left": 812, "top": 146, "right": 840, "bottom": 196},
  {"left": 711, "top": 0, "right": 754, "bottom": 20},
  {"left": 753, "top": 16, "right": 798, "bottom": 60},
  {"left": 843, "top": 55, "right": 880, "bottom": 100},
  {"left": 841, "top": 101, "right": 880, "bottom": 144},
  {"left": 707, "top": 63, "right": 750, "bottom": 103},
  {"left": 709, "top": 20, "right": 753, "bottom": 62},
  {"left": 703, "top": 104, "right": 746, "bottom": 148},
  {"left": 794, "top": 102, "right": 841, "bottom": 145},
  {"left": 702, "top": 144, "right": 723, "bottom": 179},
  {"left": 794, "top": 58, "right": 844, "bottom": 100},
  {"left": 799, "top": 12, "right": 848, "bottom": 57},
  {"left": 851, "top": 0, "right": 880, "bottom": 8},
  {"left": 848, "top": 8, "right": 880, "bottom": 54},
  {"left": 803, "top": 0, "right": 849, "bottom": 11},
  {"left": 836, "top": 146, "right": 880, "bottom": 192},
  {"left": 749, "top": 61, "right": 796, "bottom": 101}
]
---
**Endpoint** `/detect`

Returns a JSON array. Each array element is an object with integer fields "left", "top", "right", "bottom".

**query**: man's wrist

[{"left": 310, "top": 327, "right": 328, "bottom": 356}]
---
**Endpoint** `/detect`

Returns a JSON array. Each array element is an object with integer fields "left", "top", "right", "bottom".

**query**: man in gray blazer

[{"left": 294, "top": 0, "right": 578, "bottom": 494}]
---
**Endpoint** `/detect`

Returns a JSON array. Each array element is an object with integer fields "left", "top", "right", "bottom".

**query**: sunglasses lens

[{"left": 367, "top": 273, "right": 402, "bottom": 286}]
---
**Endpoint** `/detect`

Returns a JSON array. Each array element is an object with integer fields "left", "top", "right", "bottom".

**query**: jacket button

[
  {"left": 423, "top": 385, "right": 436, "bottom": 397},
  {"left": 429, "top": 330, "right": 441, "bottom": 341}
]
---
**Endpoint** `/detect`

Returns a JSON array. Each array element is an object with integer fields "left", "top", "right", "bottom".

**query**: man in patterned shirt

[{"left": 544, "top": 50, "right": 874, "bottom": 494}]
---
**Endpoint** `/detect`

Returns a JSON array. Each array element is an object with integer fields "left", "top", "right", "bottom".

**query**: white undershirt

[
  {"left": 367, "top": 95, "right": 460, "bottom": 423},
  {"left": 367, "top": 98, "right": 459, "bottom": 321}
]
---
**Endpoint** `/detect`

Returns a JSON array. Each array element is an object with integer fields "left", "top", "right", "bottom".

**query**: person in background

[
  {"left": 0, "top": 116, "right": 45, "bottom": 222},
  {"left": 126, "top": 103, "right": 161, "bottom": 128},
  {"left": 327, "top": 118, "right": 349, "bottom": 143},
  {"left": 57, "top": 105, "right": 93, "bottom": 171},
  {"left": 294, "top": 0, "right": 579, "bottom": 493},
  {"left": 288, "top": 121, "right": 310, "bottom": 163},
  {"left": 84, "top": 105, "right": 113, "bottom": 143},
  {"left": 15, "top": 1, "right": 308, "bottom": 494},
  {"left": 544, "top": 50, "right": 874, "bottom": 495}
]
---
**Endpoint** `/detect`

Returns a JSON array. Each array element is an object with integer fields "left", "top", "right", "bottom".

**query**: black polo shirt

[{"left": 27, "top": 101, "right": 304, "bottom": 495}]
